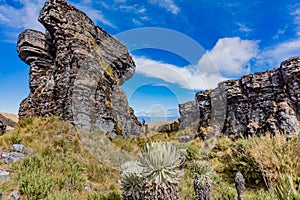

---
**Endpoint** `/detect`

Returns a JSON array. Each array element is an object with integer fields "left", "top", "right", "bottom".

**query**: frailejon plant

[
  {"left": 194, "top": 174, "right": 211, "bottom": 200},
  {"left": 192, "top": 161, "right": 213, "bottom": 200},
  {"left": 138, "top": 142, "right": 183, "bottom": 200},
  {"left": 121, "top": 161, "right": 144, "bottom": 200},
  {"left": 191, "top": 160, "right": 214, "bottom": 178},
  {"left": 235, "top": 172, "right": 245, "bottom": 200}
]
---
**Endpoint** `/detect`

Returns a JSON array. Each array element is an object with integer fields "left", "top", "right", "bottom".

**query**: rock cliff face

[
  {"left": 17, "top": 0, "right": 141, "bottom": 138},
  {"left": 179, "top": 57, "right": 300, "bottom": 136}
]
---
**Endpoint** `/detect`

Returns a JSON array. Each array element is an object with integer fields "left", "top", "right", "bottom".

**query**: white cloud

[
  {"left": 134, "top": 37, "right": 259, "bottom": 90},
  {"left": 132, "top": 18, "right": 142, "bottom": 25},
  {"left": 149, "top": 0, "right": 180, "bottom": 15},
  {"left": 134, "top": 56, "right": 226, "bottom": 90},
  {"left": 198, "top": 37, "right": 259, "bottom": 76},
  {"left": 236, "top": 22, "right": 252, "bottom": 33},
  {"left": 256, "top": 8, "right": 300, "bottom": 68},
  {"left": 138, "top": 8, "right": 147, "bottom": 13},
  {"left": 0, "top": 0, "right": 115, "bottom": 42},
  {"left": 0, "top": 0, "right": 45, "bottom": 32},
  {"left": 292, "top": 7, "right": 300, "bottom": 35},
  {"left": 273, "top": 26, "right": 288, "bottom": 39},
  {"left": 257, "top": 38, "right": 300, "bottom": 67}
]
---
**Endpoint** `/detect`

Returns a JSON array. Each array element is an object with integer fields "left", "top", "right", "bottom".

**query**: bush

[
  {"left": 7, "top": 132, "right": 23, "bottom": 144},
  {"left": 215, "top": 136, "right": 232, "bottom": 151},
  {"left": 12, "top": 155, "right": 84, "bottom": 199},
  {"left": 222, "top": 138, "right": 262, "bottom": 184},
  {"left": 222, "top": 134, "right": 300, "bottom": 187},
  {"left": 212, "top": 181, "right": 236, "bottom": 200},
  {"left": 87, "top": 191, "right": 121, "bottom": 200},
  {"left": 186, "top": 145, "right": 201, "bottom": 161},
  {"left": 244, "top": 189, "right": 272, "bottom": 200}
]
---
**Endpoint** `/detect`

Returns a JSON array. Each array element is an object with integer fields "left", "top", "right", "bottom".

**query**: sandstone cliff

[
  {"left": 179, "top": 57, "right": 300, "bottom": 137},
  {"left": 17, "top": 0, "right": 141, "bottom": 138}
]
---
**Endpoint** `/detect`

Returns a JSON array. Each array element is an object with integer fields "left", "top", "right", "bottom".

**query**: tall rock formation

[
  {"left": 179, "top": 57, "right": 300, "bottom": 137},
  {"left": 17, "top": 0, "right": 141, "bottom": 138}
]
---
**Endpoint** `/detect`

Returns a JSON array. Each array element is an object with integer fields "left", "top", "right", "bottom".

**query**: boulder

[{"left": 0, "top": 152, "right": 26, "bottom": 164}]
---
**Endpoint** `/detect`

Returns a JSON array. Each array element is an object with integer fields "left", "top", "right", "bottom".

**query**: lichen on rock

[{"left": 17, "top": 0, "right": 141, "bottom": 138}]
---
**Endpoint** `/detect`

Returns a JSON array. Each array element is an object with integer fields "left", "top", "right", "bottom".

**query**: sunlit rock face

[
  {"left": 17, "top": 0, "right": 141, "bottom": 138},
  {"left": 179, "top": 57, "right": 300, "bottom": 137}
]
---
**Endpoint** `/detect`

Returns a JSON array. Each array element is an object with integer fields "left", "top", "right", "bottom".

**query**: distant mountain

[
  {"left": 136, "top": 108, "right": 179, "bottom": 123},
  {"left": 0, "top": 112, "right": 18, "bottom": 128},
  {"left": 137, "top": 116, "right": 179, "bottom": 123}
]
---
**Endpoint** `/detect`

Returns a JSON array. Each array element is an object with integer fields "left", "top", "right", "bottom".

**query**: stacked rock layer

[
  {"left": 179, "top": 57, "right": 300, "bottom": 136},
  {"left": 17, "top": 0, "right": 141, "bottom": 138}
]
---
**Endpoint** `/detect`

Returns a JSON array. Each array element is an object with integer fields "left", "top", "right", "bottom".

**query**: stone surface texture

[
  {"left": 179, "top": 57, "right": 300, "bottom": 136},
  {"left": 17, "top": 0, "right": 141, "bottom": 138}
]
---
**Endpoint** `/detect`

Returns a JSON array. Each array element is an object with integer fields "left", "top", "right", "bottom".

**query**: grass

[
  {"left": 0, "top": 116, "right": 299, "bottom": 199},
  {"left": 0, "top": 116, "right": 121, "bottom": 199}
]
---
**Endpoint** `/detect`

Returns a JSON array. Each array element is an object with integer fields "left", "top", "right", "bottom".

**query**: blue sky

[{"left": 0, "top": 0, "right": 300, "bottom": 121}]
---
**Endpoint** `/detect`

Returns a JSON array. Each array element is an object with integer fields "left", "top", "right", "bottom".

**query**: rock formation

[
  {"left": 17, "top": 0, "right": 141, "bottom": 138},
  {"left": 179, "top": 57, "right": 300, "bottom": 137}
]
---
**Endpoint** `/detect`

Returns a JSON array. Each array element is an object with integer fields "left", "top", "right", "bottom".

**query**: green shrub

[
  {"left": 215, "top": 137, "right": 232, "bottom": 151},
  {"left": 7, "top": 132, "right": 23, "bottom": 144},
  {"left": 12, "top": 154, "right": 84, "bottom": 199},
  {"left": 18, "top": 118, "right": 33, "bottom": 128},
  {"left": 244, "top": 189, "right": 272, "bottom": 200},
  {"left": 19, "top": 168, "right": 55, "bottom": 200},
  {"left": 212, "top": 181, "right": 236, "bottom": 200},
  {"left": 88, "top": 191, "right": 121, "bottom": 200},
  {"left": 106, "top": 190, "right": 122, "bottom": 200},
  {"left": 222, "top": 138, "right": 262, "bottom": 184},
  {"left": 186, "top": 144, "right": 200, "bottom": 161}
]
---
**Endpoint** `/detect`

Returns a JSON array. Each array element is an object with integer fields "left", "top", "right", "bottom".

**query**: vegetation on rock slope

[
  {"left": 0, "top": 116, "right": 299, "bottom": 199},
  {"left": 0, "top": 116, "right": 121, "bottom": 199}
]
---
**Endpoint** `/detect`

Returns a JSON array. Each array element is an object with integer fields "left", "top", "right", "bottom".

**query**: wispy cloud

[
  {"left": 149, "top": 0, "right": 180, "bottom": 15},
  {"left": 257, "top": 38, "right": 300, "bottom": 68},
  {"left": 236, "top": 22, "right": 252, "bottom": 33},
  {"left": 292, "top": 7, "right": 300, "bottom": 36},
  {"left": 0, "top": 0, "right": 45, "bottom": 32},
  {"left": 0, "top": 0, "right": 115, "bottom": 42},
  {"left": 256, "top": 6, "right": 300, "bottom": 68},
  {"left": 273, "top": 25, "right": 288, "bottom": 39}
]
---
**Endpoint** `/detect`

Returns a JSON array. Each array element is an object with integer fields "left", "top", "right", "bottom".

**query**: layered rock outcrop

[
  {"left": 17, "top": 0, "right": 141, "bottom": 138},
  {"left": 179, "top": 57, "right": 300, "bottom": 136}
]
